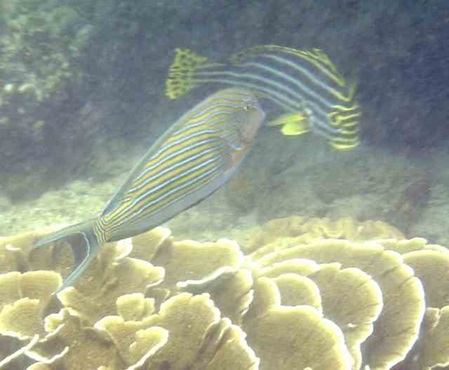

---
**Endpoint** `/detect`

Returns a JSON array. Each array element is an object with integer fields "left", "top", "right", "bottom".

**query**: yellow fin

[
  {"left": 267, "top": 113, "right": 310, "bottom": 136},
  {"left": 165, "top": 48, "right": 210, "bottom": 99}
]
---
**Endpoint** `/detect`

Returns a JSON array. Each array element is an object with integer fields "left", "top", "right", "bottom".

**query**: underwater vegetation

[{"left": 0, "top": 215, "right": 448, "bottom": 369}]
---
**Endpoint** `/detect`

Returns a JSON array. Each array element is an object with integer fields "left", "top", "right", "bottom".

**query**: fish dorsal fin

[
  {"left": 302, "top": 49, "right": 346, "bottom": 87},
  {"left": 307, "top": 49, "right": 337, "bottom": 72},
  {"left": 229, "top": 45, "right": 346, "bottom": 88},
  {"left": 228, "top": 45, "right": 306, "bottom": 64},
  {"left": 229, "top": 45, "right": 277, "bottom": 64}
]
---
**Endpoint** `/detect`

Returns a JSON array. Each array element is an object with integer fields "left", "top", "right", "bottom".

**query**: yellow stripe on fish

[
  {"left": 166, "top": 45, "right": 362, "bottom": 150},
  {"left": 34, "top": 88, "right": 265, "bottom": 291}
]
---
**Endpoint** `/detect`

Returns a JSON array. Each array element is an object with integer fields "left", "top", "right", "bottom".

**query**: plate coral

[{"left": 0, "top": 216, "right": 448, "bottom": 370}]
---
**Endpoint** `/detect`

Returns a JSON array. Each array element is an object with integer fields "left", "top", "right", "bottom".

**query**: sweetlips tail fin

[{"left": 165, "top": 48, "right": 211, "bottom": 99}]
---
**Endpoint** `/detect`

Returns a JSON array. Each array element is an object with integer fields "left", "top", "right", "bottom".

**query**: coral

[
  {"left": 0, "top": 270, "right": 61, "bottom": 368},
  {"left": 236, "top": 215, "right": 404, "bottom": 254},
  {"left": 0, "top": 216, "right": 448, "bottom": 369},
  {"left": 0, "top": 0, "right": 92, "bottom": 103}
]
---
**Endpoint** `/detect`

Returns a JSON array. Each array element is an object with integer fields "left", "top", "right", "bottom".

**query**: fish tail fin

[
  {"left": 34, "top": 219, "right": 102, "bottom": 292},
  {"left": 165, "top": 48, "right": 211, "bottom": 99}
]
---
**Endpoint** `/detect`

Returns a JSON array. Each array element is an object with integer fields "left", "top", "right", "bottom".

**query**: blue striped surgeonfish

[
  {"left": 35, "top": 88, "right": 265, "bottom": 291},
  {"left": 165, "top": 45, "right": 361, "bottom": 150}
]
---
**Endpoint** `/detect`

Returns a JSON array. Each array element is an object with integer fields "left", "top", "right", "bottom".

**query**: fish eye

[{"left": 243, "top": 104, "right": 253, "bottom": 111}]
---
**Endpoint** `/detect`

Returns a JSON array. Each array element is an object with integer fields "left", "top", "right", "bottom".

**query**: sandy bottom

[{"left": 2, "top": 131, "right": 448, "bottom": 247}]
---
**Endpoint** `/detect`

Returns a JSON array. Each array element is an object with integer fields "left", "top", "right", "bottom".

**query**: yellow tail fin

[{"left": 165, "top": 48, "right": 210, "bottom": 99}]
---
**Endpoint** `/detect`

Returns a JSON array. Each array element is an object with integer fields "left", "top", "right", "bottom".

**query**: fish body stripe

[
  {"left": 92, "top": 221, "right": 107, "bottom": 244},
  {"left": 273, "top": 49, "right": 346, "bottom": 87},
  {"left": 99, "top": 89, "right": 261, "bottom": 240},
  {"left": 134, "top": 103, "right": 245, "bottom": 180},
  {"left": 126, "top": 154, "right": 223, "bottom": 219},
  {"left": 230, "top": 46, "right": 346, "bottom": 87},
  {"left": 125, "top": 138, "right": 226, "bottom": 206},
  {"left": 129, "top": 139, "right": 223, "bottom": 193},
  {"left": 227, "top": 49, "right": 351, "bottom": 107},
  {"left": 134, "top": 128, "right": 222, "bottom": 183},
  {"left": 195, "top": 61, "right": 352, "bottom": 120},
  {"left": 255, "top": 54, "right": 351, "bottom": 102},
  {"left": 240, "top": 61, "right": 344, "bottom": 115},
  {"left": 169, "top": 46, "right": 361, "bottom": 145},
  {"left": 105, "top": 168, "right": 222, "bottom": 240},
  {"left": 195, "top": 72, "right": 302, "bottom": 111},
  {"left": 200, "top": 70, "right": 354, "bottom": 139},
  {"left": 132, "top": 106, "right": 242, "bottom": 185},
  {"left": 104, "top": 135, "right": 227, "bottom": 226},
  {"left": 34, "top": 88, "right": 264, "bottom": 290},
  {"left": 189, "top": 101, "right": 254, "bottom": 120},
  {"left": 193, "top": 74, "right": 341, "bottom": 139},
  {"left": 103, "top": 152, "right": 226, "bottom": 237}
]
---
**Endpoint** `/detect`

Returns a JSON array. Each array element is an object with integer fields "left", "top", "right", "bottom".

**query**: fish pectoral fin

[
  {"left": 267, "top": 112, "right": 310, "bottom": 136},
  {"left": 281, "top": 121, "right": 310, "bottom": 136}
]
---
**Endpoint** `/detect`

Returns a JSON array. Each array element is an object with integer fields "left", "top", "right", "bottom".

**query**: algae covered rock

[{"left": 1, "top": 216, "right": 449, "bottom": 369}]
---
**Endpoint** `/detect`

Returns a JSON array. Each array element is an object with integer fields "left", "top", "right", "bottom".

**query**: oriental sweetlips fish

[
  {"left": 35, "top": 88, "right": 265, "bottom": 291},
  {"left": 166, "top": 45, "right": 361, "bottom": 150}
]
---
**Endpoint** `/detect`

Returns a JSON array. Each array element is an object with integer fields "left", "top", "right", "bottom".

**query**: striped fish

[
  {"left": 166, "top": 45, "right": 361, "bottom": 150},
  {"left": 35, "top": 88, "right": 265, "bottom": 291}
]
